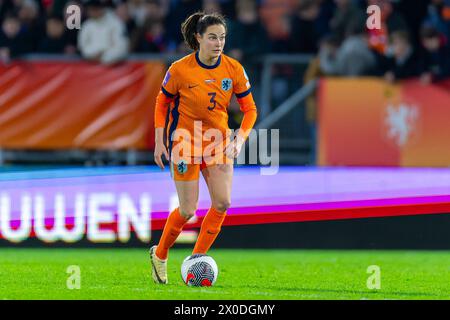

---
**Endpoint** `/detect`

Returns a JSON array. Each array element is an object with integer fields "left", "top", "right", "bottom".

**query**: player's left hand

[{"left": 224, "top": 135, "right": 245, "bottom": 159}]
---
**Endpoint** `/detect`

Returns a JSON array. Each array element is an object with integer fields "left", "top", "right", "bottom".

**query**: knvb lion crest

[
  {"left": 177, "top": 160, "right": 188, "bottom": 174},
  {"left": 221, "top": 78, "right": 232, "bottom": 91},
  {"left": 384, "top": 103, "right": 419, "bottom": 147}
]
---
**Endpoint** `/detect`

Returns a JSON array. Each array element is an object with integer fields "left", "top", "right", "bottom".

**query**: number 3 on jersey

[{"left": 207, "top": 92, "right": 216, "bottom": 111}]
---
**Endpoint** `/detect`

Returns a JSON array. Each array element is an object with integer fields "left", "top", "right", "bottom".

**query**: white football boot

[{"left": 149, "top": 245, "right": 168, "bottom": 284}]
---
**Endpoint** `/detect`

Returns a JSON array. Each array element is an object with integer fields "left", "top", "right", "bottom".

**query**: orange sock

[
  {"left": 193, "top": 207, "right": 227, "bottom": 254},
  {"left": 156, "top": 207, "right": 189, "bottom": 260}
]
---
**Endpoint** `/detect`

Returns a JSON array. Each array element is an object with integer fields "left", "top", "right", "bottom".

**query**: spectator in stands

[
  {"left": 0, "top": 12, "right": 33, "bottom": 63},
  {"left": 143, "top": 0, "right": 167, "bottom": 21},
  {"left": 227, "top": 0, "right": 270, "bottom": 62},
  {"left": 366, "top": 0, "right": 409, "bottom": 55},
  {"left": 18, "top": 0, "right": 41, "bottom": 25},
  {"left": 48, "top": 0, "right": 78, "bottom": 17},
  {"left": 78, "top": 0, "right": 129, "bottom": 64},
  {"left": 314, "top": 33, "right": 340, "bottom": 76},
  {"left": 258, "top": 0, "right": 292, "bottom": 52},
  {"left": 126, "top": 0, "right": 147, "bottom": 27},
  {"left": 419, "top": 25, "right": 450, "bottom": 83},
  {"left": 37, "top": 14, "right": 76, "bottom": 53},
  {"left": 394, "top": 0, "right": 429, "bottom": 48},
  {"left": 164, "top": 0, "right": 201, "bottom": 52},
  {"left": 303, "top": 34, "right": 340, "bottom": 165},
  {"left": 422, "top": 0, "right": 450, "bottom": 41},
  {"left": 114, "top": 0, "right": 139, "bottom": 51},
  {"left": 203, "top": 0, "right": 221, "bottom": 15},
  {"left": 288, "top": 0, "right": 324, "bottom": 53},
  {"left": 18, "top": 0, "right": 45, "bottom": 49},
  {"left": 134, "top": 17, "right": 166, "bottom": 52},
  {"left": 217, "top": 0, "right": 236, "bottom": 20},
  {"left": 0, "top": 0, "right": 14, "bottom": 22},
  {"left": 329, "top": 0, "right": 365, "bottom": 43},
  {"left": 382, "top": 30, "right": 422, "bottom": 82},
  {"left": 226, "top": 0, "right": 268, "bottom": 129},
  {"left": 319, "top": 20, "right": 376, "bottom": 76}
]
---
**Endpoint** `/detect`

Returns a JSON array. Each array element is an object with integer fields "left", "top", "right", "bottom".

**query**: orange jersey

[{"left": 155, "top": 51, "right": 257, "bottom": 159}]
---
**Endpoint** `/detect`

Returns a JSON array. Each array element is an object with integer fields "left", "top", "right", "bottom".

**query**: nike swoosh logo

[{"left": 188, "top": 84, "right": 199, "bottom": 89}]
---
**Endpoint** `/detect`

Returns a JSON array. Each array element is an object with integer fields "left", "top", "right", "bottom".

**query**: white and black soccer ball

[{"left": 181, "top": 254, "right": 218, "bottom": 287}]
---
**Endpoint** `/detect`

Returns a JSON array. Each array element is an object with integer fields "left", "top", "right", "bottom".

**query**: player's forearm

[
  {"left": 238, "top": 108, "right": 257, "bottom": 141},
  {"left": 155, "top": 127, "right": 165, "bottom": 145},
  {"left": 237, "top": 92, "right": 258, "bottom": 141}
]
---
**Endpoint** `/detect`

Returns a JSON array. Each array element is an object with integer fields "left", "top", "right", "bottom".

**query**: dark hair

[
  {"left": 345, "top": 16, "right": 367, "bottom": 37},
  {"left": 3, "top": 11, "right": 19, "bottom": 21},
  {"left": 47, "top": 13, "right": 64, "bottom": 22},
  {"left": 420, "top": 25, "right": 440, "bottom": 39},
  {"left": 84, "top": 0, "right": 106, "bottom": 8},
  {"left": 181, "top": 11, "right": 227, "bottom": 51}
]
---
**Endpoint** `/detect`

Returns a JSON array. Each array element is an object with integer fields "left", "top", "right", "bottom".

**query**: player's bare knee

[
  {"left": 213, "top": 200, "right": 230, "bottom": 213},
  {"left": 179, "top": 206, "right": 197, "bottom": 219}
]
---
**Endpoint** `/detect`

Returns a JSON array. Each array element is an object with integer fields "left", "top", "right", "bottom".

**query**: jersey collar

[{"left": 195, "top": 51, "right": 221, "bottom": 69}]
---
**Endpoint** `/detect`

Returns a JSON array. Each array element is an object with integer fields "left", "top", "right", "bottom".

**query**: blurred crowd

[
  {"left": 0, "top": 0, "right": 449, "bottom": 81},
  {"left": 305, "top": 0, "right": 450, "bottom": 83}
]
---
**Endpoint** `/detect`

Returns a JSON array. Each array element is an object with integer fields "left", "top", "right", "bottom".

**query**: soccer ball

[{"left": 181, "top": 254, "right": 218, "bottom": 287}]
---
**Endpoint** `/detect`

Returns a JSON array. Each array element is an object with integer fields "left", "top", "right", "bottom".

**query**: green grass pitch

[{"left": 1, "top": 248, "right": 450, "bottom": 300}]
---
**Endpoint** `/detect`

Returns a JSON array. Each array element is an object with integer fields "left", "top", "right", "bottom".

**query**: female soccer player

[{"left": 150, "top": 12, "right": 258, "bottom": 284}]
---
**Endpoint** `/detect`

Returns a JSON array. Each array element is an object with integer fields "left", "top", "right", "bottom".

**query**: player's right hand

[{"left": 154, "top": 143, "right": 169, "bottom": 170}]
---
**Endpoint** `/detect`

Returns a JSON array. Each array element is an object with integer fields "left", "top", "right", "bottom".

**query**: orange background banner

[
  {"left": 318, "top": 78, "right": 450, "bottom": 167},
  {"left": 0, "top": 61, "right": 165, "bottom": 150}
]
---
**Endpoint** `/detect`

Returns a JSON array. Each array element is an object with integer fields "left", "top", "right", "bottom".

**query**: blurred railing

[
  {"left": 257, "top": 54, "right": 315, "bottom": 164},
  {"left": 259, "top": 54, "right": 314, "bottom": 118}
]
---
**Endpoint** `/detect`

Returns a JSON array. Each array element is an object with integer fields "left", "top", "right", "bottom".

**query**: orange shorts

[{"left": 170, "top": 154, "right": 233, "bottom": 181}]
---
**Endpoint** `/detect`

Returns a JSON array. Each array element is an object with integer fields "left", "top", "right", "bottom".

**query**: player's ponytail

[
  {"left": 181, "top": 12, "right": 204, "bottom": 51},
  {"left": 181, "top": 11, "right": 227, "bottom": 51}
]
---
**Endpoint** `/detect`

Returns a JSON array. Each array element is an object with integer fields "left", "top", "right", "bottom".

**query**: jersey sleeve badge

[
  {"left": 221, "top": 78, "right": 233, "bottom": 91},
  {"left": 163, "top": 71, "right": 171, "bottom": 86}
]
